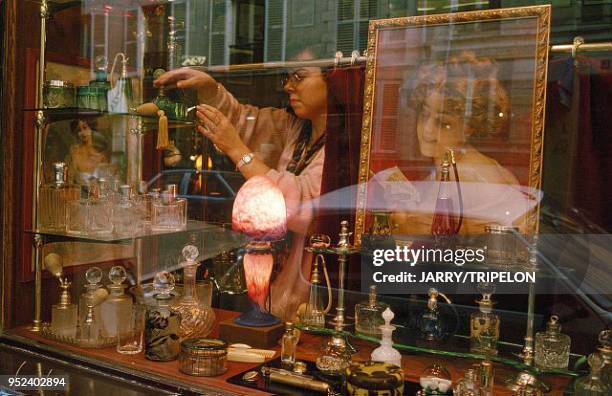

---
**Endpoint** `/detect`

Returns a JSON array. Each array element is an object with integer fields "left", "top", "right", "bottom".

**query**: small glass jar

[
  {"left": 44, "top": 80, "right": 75, "bottom": 108},
  {"left": 420, "top": 364, "right": 452, "bottom": 394},
  {"left": 179, "top": 338, "right": 228, "bottom": 377},
  {"left": 355, "top": 285, "right": 389, "bottom": 337},
  {"left": 534, "top": 315, "right": 571, "bottom": 369}
]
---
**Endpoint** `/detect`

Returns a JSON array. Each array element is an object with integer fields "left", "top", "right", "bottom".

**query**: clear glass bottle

[
  {"left": 598, "top": 330, "right": 611, "bottom": 388},
  {"left": 281, "top": 322, "right": 298, "bottom": 369},
  {"left": 453, "top": 368, "right": 482, "bottom": 396},
  {"left": 145, "top": 271, "right": 181, "bottom": 361},
  {"left": 371, "top": 307, "right": 402, "bottom": 367},
  {"left": 112, "top": 185, "right": 140, "bottom": 237},
  {"left": 470, "top": 284, "right": 500, "bottom": 355},
  {"left": 534, "top": 315, "right": 571, "bottom": 369},
  {"left": 78, "top": 267, "right": 105, "bottom": 341},
  {"left": 302, "top": 254, "right": 327, "bottom": 328},
  {"left": 100, "top": 266, "right": 133, "bottom": 339},
  {"left": 355, "top": 285, "right": 389, "bottom": 337},
  {"left": 39, "top": 162, "right": 80, "bottom": 232},
  {"left": 66, "top": 179, "right": 113, "bottom": 236},
  {"left": 51, "top": 278, "right": 78, "bottom": 338},
  {"left": 172, "top": 245, "right": 215, "bottom": 338},
  {"left": 573, "top": 353, "right": 611, "bottom": 396},
  {"left": 151, "top": 184, "right": 187, "bottom": 231}
]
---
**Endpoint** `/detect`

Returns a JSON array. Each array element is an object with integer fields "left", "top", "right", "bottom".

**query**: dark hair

[
  {"left": 69, "top": 117, "right": 98, "bottom": 135},
  {"left": 69, "top": 118, "right": 109, "bottom": 153},
  {"left": 407, "top": 51, "right": 510, "bottom": 139}
]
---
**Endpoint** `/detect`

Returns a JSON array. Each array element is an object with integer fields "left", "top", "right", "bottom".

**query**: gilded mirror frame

[{"left": 354, "top": 5, "right": 551, "bottom": 247}]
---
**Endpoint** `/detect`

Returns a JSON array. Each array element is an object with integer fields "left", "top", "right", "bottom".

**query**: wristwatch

[{"left": 237, "top": 152, "right": 255, "bottom": 169}]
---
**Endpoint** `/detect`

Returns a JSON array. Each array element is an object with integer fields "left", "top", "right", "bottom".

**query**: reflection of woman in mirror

[
  {"left": 64, "top": 118, "right": 112, "bottom": 186},
  {"left": 393, "top": 51, "right": 525, "bottom": 234}
]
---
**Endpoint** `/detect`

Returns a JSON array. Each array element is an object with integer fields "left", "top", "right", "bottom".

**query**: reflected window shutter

[
  {"left": 265, "top": 0, "right": 285, "bottom": 61},
  {"left": 210, "top": 0, "right": 226, "bottom": 65},
  {"left": 378, "top": 82, "right": 400, "bottom": 152}
]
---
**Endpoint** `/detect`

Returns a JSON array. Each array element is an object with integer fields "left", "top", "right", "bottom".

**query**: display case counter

[{"left": 1, "top": 309, "right": 574, "bottom": 395}]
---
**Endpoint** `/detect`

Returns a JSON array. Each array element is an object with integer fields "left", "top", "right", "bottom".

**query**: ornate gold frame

[{"left": 354, "top": 5, "right": 551, "bottom": 247}]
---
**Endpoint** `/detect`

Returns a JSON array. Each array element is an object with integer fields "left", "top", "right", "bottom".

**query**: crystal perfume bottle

[
  {"left": 172, "top": 245, "right": 215, "bottom": 338},
  {"left": 145, "top": 271, "right": 181, "bottom": 361},
  {"left": 39, "top": 162, "right": 80, "bottom": 232},
  {"left": 45, "top": 253, "right": 77, "bottom": 337},
  {"left": 280, "top": 322, "right": 298, "bottom": 369},
  {"left": 355, "top": 285, "right": 389, "bottom": 337},
  {"left": 573, "top": 353, "right": 611, "bottom": 395},
  {"left": 66, "top": 179, "right": 113, "bottom": 236},
  {"left": 598, "top": 330, "right": 612, "bottom": 388},
  {"left": 534, "top": 315, "right": 571, "bottom": 369},
  {"left": 112, "top": 185, "right": 141, "bottom": 236},
  {"left": 420, "top": 288, "right": 451, "bottom": 341},
  {"left": 371, "top": 307, "right": 402, "bottom": 367},
  {"left": 470, "top": 283, "right": 500, "bottom": 355},
  {"left": 100, "top": 266, "right": 133, "bottom": 338},
  {"left": 151, "top": 184, "right": 187, "bottom": 231},
  {"left": 431, "top": 150, "right": 461, "bottom": 248},
  {"left": 454, "top": 368, "right": 482, "bottom": 396},
  {"left": 78, "top": 267, "right": 106, "bottom": 341}
]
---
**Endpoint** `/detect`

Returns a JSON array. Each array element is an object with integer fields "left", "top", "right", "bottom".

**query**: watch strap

[{"left": 237, "top": 152, "right": 255, "bottom": 169}]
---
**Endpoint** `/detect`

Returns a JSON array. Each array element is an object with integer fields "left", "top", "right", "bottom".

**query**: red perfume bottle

[{"left": 431, "top": 150, "right": 462, "bottom": 247}]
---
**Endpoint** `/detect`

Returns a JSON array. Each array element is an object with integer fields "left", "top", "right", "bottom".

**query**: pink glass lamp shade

[
  {"left": 232, "top": 175, "right": 287, "bottom": 241},
  {"left": 232, "top": 176, "right": 287, "bottom": 326}
]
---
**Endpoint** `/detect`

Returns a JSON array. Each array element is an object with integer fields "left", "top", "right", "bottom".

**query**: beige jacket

[{"left": 210, "top": 86, "right": 324, "bottom": 321}]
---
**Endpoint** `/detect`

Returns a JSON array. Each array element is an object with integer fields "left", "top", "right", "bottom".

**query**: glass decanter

[
  {"left": 573, "top": 353, "right": 611, "bottom": 396},
  {"left": 66, "top": 178, "right": 113, "bottom": 236},
  {"left": 534, "top": 315, "right": 571, "bottom": 369},
  {"left": 172, "top": 245, "right": 215, "bottom": 338},
  {"left": 431, "top": 151, "right": 460, "bottom": 249},
  {"left": 598, "top": 330, "right": 611, "bottom": 388},
  {"left": 470, "top": 283, "right": 500, "bottom": 355},
  {"left": 112, "top": 185, "right": 141, "bottom": 237},
  {"left": 99, "top": 266, "right": 133, "bottom": 338},
  {"left": 419, "top": 364, "right": 453, "bottom": 395},
  {"left": 78, "top": 267, "right": 106, "bottom": 341},
  {"left": 355, "top": 285, "right": 389, "bottom": 337},
  {"left": 151, "top": 184, "right": 187, "bottom": 231},
  {"left": 144, "top": 271, "right": 181, "bottom": 361},
  {"left": 39, "top": 162, "right": 80, "bottom": 232},
  {"left": 453, "top": 368, "right": 482, "bottom": 396}
]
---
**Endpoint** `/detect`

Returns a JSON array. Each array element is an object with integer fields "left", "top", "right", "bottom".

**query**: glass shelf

[
  {"left": 22, "top": 107, "right": 194, "bottom": 128},
  {"left": 27, "top": 220, "right": 245, "bottom": 244}
]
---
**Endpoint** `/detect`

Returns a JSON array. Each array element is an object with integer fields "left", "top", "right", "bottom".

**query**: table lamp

[{"left": 232, "top": 175, "right": 287, "bottom": 326}]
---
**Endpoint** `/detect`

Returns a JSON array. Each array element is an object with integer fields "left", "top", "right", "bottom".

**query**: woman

[
  {"left": 154, "top": 49, "right": 328, "bottom": 321},
  {"left": 392, "top": 51, "right": 528, "bottom": 235},
  {"left": 65, "top": 118, "right": 113, "bottom": 187}
]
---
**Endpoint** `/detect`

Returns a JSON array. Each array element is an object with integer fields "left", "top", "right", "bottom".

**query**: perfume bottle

[
  {"left": 145, "top": 271, "right": 181, "bottom": 361},
  {"left": 99, "top": 266, "right": 133, "bottom": 338},
  {"left": 371, "top": 307, "right": 402, "bottom": 367},
  {"left": 45, "top": 253, "right": 78, "bottom": 337},
  {"left": 107, "top": 53, "right": 133, "bottom": 113},
  {"left": 152, "top": 69, "right": 188, "bottom": 120},
  {"left": 151, "top": 184, "right": 187, "bottom": 231},
  {"left": 39, "top": 162, "right": 80, "bottom": 232},
  {"left": 112, "top": 185, "right": 141, "bottom": 236},
  {"left": 453, "top": 368, "right": 482, "bottom": 396},
  {"left": 431, "top": 150, "right": 461, "bottom": 248},
  {"left": 66, "top": 179, "right": 113, "bottom": 236},
  {"left": 302, "top": 256, "right": 327, "bottom": 328},
  {"left": 419, "top": 364, "right": 453, "bottom": 394},
  {"left": 420, "top": 288, "right": 451, "bottom": 341},
  {"left": 355, "top": 285, "right": 389, "bottom": 337},
  {"left": 470, "top": 283, "right": 500, "bottom": 355},
  {"left": 597, "top": 330, "right": 612, "bottom": 388},
  {"left": 78, "top": 267, "right": 106, "bottom": 341},
  {"left": 280, "top": 322, "right": 298, "bottom": 369},
  {"left": 573, "top": 353, "right": 611, "bottom": 395},
  {"left": 173, "top": 245, "right": 215, "bottom": 338},
  {"left": 534, "top": 315, "right": 571, "bottom": 369}
]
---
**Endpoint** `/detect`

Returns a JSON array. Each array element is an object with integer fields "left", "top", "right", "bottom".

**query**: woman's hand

[
  {"left": 196, "top": 104, "right": 249, "bottom": 161},
  {"left": 153, "top": 68, "right": 219, "bottom": 102}
]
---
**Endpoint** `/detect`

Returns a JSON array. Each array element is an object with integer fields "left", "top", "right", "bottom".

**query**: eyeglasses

[{"left": 280, "top": 69, "right": 323, "bottom": 87}]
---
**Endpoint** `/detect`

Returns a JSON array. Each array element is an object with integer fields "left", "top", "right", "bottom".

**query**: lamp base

[{"left": 235, "top": 305, "right": 280, "bottom": 327}]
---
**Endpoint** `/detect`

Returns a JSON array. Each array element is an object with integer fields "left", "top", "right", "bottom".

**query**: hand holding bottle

[{"left": 153, "top": 67, "right": 218, "bottom": 102}]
